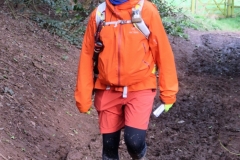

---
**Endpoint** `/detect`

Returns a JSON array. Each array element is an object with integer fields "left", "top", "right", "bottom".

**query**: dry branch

[{"left": 0, "top": 153, "right": 8, "bottom": 160}]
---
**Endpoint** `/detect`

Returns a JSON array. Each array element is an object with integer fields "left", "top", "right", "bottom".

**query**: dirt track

[{"left": 0, "top": 10, "right": 240, "bottom": 160}]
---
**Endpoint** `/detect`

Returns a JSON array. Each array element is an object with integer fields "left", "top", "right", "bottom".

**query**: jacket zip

[{"left": 118, "top": 25, "right": 122, "bottom": 85}]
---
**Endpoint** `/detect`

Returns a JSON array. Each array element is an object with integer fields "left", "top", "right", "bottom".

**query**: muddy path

[
  {"left": 0, "top": 10, "right": 240, "bottom": 159},
  {"left": 146, "top": 32, "right": 240, "bottom": 160}
]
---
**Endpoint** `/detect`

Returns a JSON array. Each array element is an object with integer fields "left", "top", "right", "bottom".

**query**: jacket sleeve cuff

[
  {"left": 159, "top": 95, "right": 176, "bottom": 104},
  {"left": 76, "top": 102, "right": 91, "bottom": 113}
]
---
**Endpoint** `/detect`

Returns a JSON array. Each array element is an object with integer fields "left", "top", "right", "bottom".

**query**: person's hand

[
  {"left": 164, "top": 104, "right": 173, "bottom": 112},
  {"left": 153, "top": 103, "right": 173, "bottom": 117}
]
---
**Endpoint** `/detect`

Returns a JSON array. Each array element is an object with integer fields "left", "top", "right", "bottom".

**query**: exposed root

[{"left": 219, "top": 140, "right": 240, "bottom": 156}]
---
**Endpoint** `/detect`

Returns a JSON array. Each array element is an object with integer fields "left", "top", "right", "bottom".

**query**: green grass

[
  {"left": 167, "top": 0, "right": 240, "bottom": 31},
  {"left": 192, "top": 15, "right": 240, "bottom": 31},
  {"left": 170, "top": 0, "right": 240, "bottom": 7},
  {"left": 170, "top": 0, "right": 240, "bottom": 15},
  {"left": 215, "top": 16, "right": 240, "bottom": 31}
]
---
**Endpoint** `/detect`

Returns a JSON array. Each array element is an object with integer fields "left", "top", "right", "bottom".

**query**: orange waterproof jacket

[{"left": 75, "top": 0, "right": 178, "bottom": 113}]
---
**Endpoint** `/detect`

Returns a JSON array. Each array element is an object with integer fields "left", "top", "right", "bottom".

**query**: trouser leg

[
  {"left": 124, "top": 126, "right": 147, "bottom": 160},
  {"left": 102, "top": 130, "right": 121, "bottom": 160}
]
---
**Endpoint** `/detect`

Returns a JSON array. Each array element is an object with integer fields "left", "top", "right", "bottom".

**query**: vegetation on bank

[
  {"left": 3, "top": 0, "right": 195, "bottom": 45},
  {"left": 3, "top": 0, "right": 239, "bottom": 47}
]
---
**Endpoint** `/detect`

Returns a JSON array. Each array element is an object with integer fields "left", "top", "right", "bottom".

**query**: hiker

[{"left": 75, "top": 0, "right": 178, "bottom": 159}]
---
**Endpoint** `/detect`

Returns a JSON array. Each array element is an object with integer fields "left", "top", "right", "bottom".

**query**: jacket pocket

[{"left": 139, "top": 42, "right": 152, "bottom": 70}]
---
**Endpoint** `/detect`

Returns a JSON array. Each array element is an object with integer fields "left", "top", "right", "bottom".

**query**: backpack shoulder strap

[
  {"left": 133, "top": 0, "right": 150, "bottom": 38},
  {"left": 95, "top": 0, "right": 150, "bottom": 38},
  {"left": 96, "top": 2, "right": 106, "bottom": 27},
  {"left": 136, "top": 0, "right": 144, "bottom": 11}
]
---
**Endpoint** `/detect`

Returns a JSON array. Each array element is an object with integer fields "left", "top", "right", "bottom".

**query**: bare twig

[
  {"left": 17, "top": 14, "right": 30, "bottom": 20},
  {"left": 0, "top": 59, "right": 24, "bottom": 75},
  {"left": 32, "top": 0, "right": 39, "bottom": 12},
  {"left": 32, "top": 61, "right": 51, "bottom": 73},
  {"left": 0, "top": 153, "right": 8, "bottom": 160},
  {"left": 5, "top": 0, "right": 17, "bottom": 19},
  {"left": 6, "top": 94, "right": 20, "bottom": 105},
  {"left": 2, "top": 78, "right": 23, "bottom": 88},
  {"left": 219, "top": 140, "right": 240, "bottom": 156},
  {"left": 0, "top": 67, "right": 9, "bottom": 72}
]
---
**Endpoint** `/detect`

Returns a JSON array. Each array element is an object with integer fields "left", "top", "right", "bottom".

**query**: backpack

[{"left": 95, "top": 0, "right": 150, "bottom": 38}]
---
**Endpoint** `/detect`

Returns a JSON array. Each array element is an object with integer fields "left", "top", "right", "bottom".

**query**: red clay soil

[{"left": 0, "top": 8, "right": 240, "bottom": 160}]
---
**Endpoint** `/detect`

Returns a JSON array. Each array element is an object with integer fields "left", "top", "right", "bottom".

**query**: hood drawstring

[{"left": 109, "top": 0, "right": 128, "bottom": 5}]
